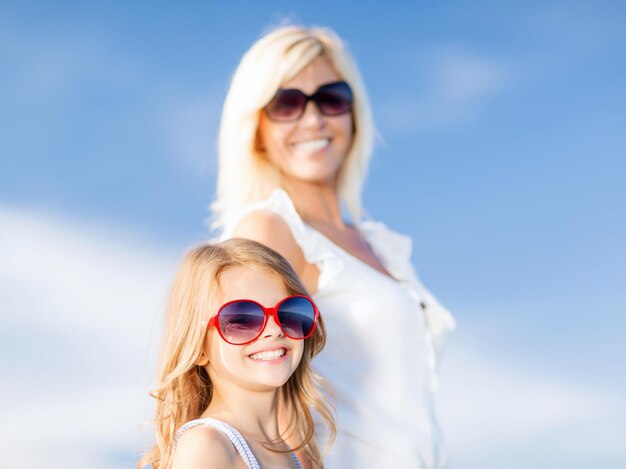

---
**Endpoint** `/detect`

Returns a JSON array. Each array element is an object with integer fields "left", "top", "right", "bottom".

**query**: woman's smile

[
  {"left": 257, "top": 55, "right": 354, "bottom": 186},
  {"left": 291, "top": 137, "right": 331, "bottom": 156}
]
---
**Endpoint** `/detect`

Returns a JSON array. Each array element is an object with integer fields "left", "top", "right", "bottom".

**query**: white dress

[{"left": 220, "top": 188, "right": 456, "bottom": 469}]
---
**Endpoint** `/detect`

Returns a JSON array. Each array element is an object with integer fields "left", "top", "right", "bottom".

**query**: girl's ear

[
  {"left": 196, "top": 328, "right": 210, "bottom": 366},
  {"left": 196, "top": 350, "right": 210, "bottom": 367}
]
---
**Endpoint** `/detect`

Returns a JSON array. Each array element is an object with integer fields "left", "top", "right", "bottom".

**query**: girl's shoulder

[{"left": 172, "top": 423, "right": 240, "bottom": 469}]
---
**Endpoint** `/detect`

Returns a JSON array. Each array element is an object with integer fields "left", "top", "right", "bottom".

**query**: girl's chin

[{"left": 246, "top": 375, "right": 293, "bottom": 391}]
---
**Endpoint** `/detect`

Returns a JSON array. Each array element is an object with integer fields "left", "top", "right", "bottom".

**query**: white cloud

[
  {"left": 158, "top": 94, "right": 222, "bottom": 172},
  {"left": 0, "top": 206, "right": 178, "bottom": 468},
  {"left": 433, "top": 50, "right": 508, "bottom": 105},
  {"left": 379, "top": 47, "right": 515, "bottom": 133},
  {"left": 438, "top": 338, "right": 626, "bottom": 468},
  {"left": 2, "top": 205, "right": 624, "bottom": 468}
]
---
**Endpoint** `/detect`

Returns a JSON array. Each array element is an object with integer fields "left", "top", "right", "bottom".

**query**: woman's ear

[{"left": 254, "top": 129, "right": 266, "bottom": 152}]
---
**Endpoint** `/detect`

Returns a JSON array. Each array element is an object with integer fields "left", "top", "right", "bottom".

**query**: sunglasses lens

[
  {"left": 218, "top": 301, "right": 265, "bottom": 344},
  {"left": 265, "top": 89, "right": 306, "bottom": 121},
  {"left": 316, "top": 82, "right": 353, "bottom": 116},
  {"left": 277, "top": 296, "right": 316, "bottom": 339}
]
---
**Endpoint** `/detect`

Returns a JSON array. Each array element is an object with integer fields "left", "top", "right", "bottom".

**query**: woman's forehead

[{"left": 281, "top": 55, "right": 341, "bottom": 92}]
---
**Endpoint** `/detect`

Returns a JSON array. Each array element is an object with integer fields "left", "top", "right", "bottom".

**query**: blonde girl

[{"left": 139, "top": 238, "right": 334, "bottom": 469}]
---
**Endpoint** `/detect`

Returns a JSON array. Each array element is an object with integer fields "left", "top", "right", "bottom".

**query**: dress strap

[
  {"left": 174, "top": 417, "right": 303, "bottom": 468},
  {"left": 291, "top": 451, "right": 304, "bottom": 468},
  {"left": 174, "top": 418, "right": 260, "bottom": 469}
]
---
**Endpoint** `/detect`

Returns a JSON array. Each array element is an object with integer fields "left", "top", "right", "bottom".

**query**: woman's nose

[{"left": 299, "top": 100, "right": 325, "bottom": 128}]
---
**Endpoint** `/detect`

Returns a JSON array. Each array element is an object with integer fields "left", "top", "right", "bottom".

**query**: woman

[{"left": 212, "top": 25, "right": 456, "bottom": 468}]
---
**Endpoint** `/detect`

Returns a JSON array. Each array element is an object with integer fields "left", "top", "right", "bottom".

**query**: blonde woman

[
  {"left": 139, "top": 239, "right": 334, "bottom": 469},
  {"left": 213, "top": 25, "right": 456, "bottom": 468}
]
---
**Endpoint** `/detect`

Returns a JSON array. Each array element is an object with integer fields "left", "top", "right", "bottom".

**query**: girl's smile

[{"left": 247, "top": 345, "right": 291, "bottom": 362}]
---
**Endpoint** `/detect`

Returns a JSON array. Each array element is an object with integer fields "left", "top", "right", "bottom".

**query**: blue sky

[{"left": 1, "top": 1, "right": 625, "bottom": 468}]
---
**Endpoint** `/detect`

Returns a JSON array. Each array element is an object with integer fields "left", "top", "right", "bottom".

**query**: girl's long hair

[{"left": 138, "top": 238, "right": 335, "bottom": 469}]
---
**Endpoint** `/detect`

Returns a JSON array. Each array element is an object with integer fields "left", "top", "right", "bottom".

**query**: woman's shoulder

[
  {"left": 233, "top": 208, "right": 307, "bottom": 272},
  {"left": 234, "top": 207, "right": 295, "bottom": 242},
  {"left": 221, "top": 188, "right": 303, "bottom": 236},
  {"left": 172, "top": 423, "right": 239, "bottom": 469},
  {"left": 222, "top": 189, "right": 323, "bottom": 290},
  {"left": 222, "top": 189, "right": 304, "bottom": 257}
]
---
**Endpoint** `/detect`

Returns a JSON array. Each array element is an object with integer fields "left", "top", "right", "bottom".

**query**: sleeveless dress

[
  {"left": 174, "top": 417, "right": 303, "bottom": 469},
  {"left": 220, "top": 188, "right": 456, "bottom": 469}
]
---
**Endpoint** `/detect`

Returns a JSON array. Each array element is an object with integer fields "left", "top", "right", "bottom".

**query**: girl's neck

[
  {"left": 202, "top": 384, "right": 282, "bottom": 442},
  {"left": 282, "top": 178, "right": 346, "bottom": 229}
]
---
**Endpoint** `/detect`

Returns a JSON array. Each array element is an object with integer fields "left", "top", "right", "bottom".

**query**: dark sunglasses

[
  {"left": 208, "top": 295, "right": 319, "bottom": 345},
  {"left": 264, "top": 81, "right": 353, "bottom": 122}
]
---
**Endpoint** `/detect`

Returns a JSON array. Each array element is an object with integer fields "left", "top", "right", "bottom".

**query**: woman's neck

[{"left": 282, "top": 178, "right": 346, "bottom": 229}]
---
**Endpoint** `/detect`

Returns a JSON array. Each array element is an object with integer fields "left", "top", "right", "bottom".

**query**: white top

[
  {"left": 220, "top": 188, "right": 456, "bottom": 469},
  {"left": 174, "top": 417, "right": 303, "bottom": 469}
]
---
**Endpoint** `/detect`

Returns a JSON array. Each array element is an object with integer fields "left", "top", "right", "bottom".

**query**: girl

[{"left": 138, "top": 238, "right": 335, "bottom": 469}]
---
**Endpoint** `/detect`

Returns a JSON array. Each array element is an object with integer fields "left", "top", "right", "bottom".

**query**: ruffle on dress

[
  {"left": 220, "top": 188, "right": 346, "bottom": 290},
  {"left": 360, "top": 220, "right": 457, "bottom": 343},
  {"left": 360, "top": 220, "right": 456, "bottom": 391}
]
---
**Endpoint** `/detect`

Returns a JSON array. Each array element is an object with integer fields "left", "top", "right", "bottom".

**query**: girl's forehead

[{"left": 217, "top": 266, "right": 289, "bottom": 306}]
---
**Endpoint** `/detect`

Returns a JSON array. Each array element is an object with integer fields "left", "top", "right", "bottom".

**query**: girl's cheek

[{"left": 293, "top": 341, "right": 305, "bottom": 366}]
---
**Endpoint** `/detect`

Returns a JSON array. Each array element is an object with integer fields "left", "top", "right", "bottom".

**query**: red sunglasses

[
  {"left": 208, "top": 295, "right": 319, "bottom": 345},
  {"left": 263, "top": 81, "right": 353, "bottom": 122}
]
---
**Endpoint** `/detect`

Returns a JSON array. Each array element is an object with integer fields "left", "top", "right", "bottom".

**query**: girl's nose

[{"left": 262, "top": 314, "right": 284, "bottom": 339}]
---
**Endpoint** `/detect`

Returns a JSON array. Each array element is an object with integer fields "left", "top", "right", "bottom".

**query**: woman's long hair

[
  {"left": 212, "top": 25, "right": 376, "bottom": 228},
  {"left": 138, "top": 238, "right": 335, "bottom": 469}
]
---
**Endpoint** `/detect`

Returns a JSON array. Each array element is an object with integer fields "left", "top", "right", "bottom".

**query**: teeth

[
  {"left": 293, "top": 138, "right": 329, "bottom": 153},
  {"left": 249, "top": 349, "right": 286, "bottom": 361}
]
